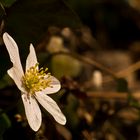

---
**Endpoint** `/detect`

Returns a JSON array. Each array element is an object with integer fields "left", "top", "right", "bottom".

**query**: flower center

[{"left": 22, "top": 63, "right": 51, "bottom": 94}]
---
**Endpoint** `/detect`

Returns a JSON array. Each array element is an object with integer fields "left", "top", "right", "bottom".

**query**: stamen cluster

[{"left": 22, "top": 63, "right": 51, "bottom": 94}]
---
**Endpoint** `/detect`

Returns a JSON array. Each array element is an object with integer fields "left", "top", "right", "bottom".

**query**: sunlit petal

[
  {"left": 42, "top": 76, "right": 61, "bottom": 94},
  {"left": 3, "top": 32, "right": 24, "bottom": 75},
  {"left": 26, "top": 44, "right": 38, "bottom": 72},
  {"left": 21, "top": 93, "right": 42, "bottom": 131},
  {"left": 35, "top": 92, "right": 66, "bottom": 125}
]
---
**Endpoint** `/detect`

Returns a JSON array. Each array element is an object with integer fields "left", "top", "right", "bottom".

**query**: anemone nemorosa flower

[{"left": 3, "top": 32, "right": 66, "bottom": 131}]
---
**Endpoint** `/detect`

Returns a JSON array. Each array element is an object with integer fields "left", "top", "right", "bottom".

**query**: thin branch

[
  {"left": 117, "top": 60, "right": 140, "bottom": 77},
  {"left": 87, "top": 91, "right": 140, "bottom": 100},
  {"left": 51, "top": 52, "right": 140, "bottom": 80},
  {"left": 103, "top": 60, "right": 140, "bottom": 83},
  {"left": 51, "top": 51, "right": 117, "bottom": 78}
]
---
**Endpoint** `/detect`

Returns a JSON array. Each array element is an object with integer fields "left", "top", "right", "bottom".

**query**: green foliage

[
  {"left": 116, "top": 78, "right": 128, "bottom": 92},
  {"left": 0, "top": 0, "right": 16, "bottom": 7},
  {"left": 0, "top": 110, "right": 11, "bottom": 138},
  {"left": 0, "top": 0, "right": 140, "bottom": 139},
  {"left": 0, "top": 3, "right": 5, "bottom": 19},
  {"left": 0, "top": 47, "right": 11, "bottom": 79},
  {"left": 51, "top": 54, "right": 82, "bottom": 78},
  {"left": 0, "top": 0, "right": 82, "bottom": 79},
  {"left": 4, "top": 0, "right": 82, "bottom": 49},
  {"left": 63, "top": 94, "right": 79, "bottom": 130},
  {"left": 0, "top": 74, "right": 13, "bottom": 89}
]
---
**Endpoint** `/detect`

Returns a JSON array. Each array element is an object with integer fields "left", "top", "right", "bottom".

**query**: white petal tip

[
  {"left": 29, "top": 43, "right": 34, "bottom": 49},
  {"left": 3, "top": 33, "right": 13, "bottom": 43},
  {"left": 56, "top": 114, "right": 67, "bottom": 125},
  {"left": 60, "top": 117, "right": 67, "bottom": 125},
  {"left": 22, "top": 94, "right": 42, "bottom": 132},
  {"left": 3, "top": 32, "right": 8, "bottom": 37},
  {"left": 31, "top": 126, "right": 40, "bottom": 132},
  {"left": 44, "top": 76, "right": 61, "bottom": 94},
  {"left": 27, "top": 114, "right": 42, "bottom": 132}
]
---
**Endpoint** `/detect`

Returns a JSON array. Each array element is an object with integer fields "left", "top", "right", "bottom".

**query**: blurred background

[{"left": 0, "top": 0, "right": 140, "bottom": 139}]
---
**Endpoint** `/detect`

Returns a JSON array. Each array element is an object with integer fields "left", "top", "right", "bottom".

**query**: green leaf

[
  {"left": 51, "top": 54, "right": 82, "bottom": 78},
  {"left": 0, "top": 74, "right": 13, "bottom": 89},
  {"left": 63, "top": 94, "right": 79, "bottom": 129},
  {"left": 0, "top": 3, "right": 5, "bottom": 19},
  {"left": 0, "top": 45, "right": 11, "bottom": 79},
  {"left": 0, "top": 0, "right": 17, "bottom": 7},
  {"left": 0, "top": 136, "right": 3, "bottom": 140},
  {"left": 116, "top": 78, "right": 128, "bottom": 92},
  {"left": 4, "top": 0, "right": 82, "bottom": 49},
  {"left": 0, "top": 110, "right": 11, "bottom": 135}
]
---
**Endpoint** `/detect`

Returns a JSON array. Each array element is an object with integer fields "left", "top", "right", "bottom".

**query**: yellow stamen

[{"left": 22, "top": 63, "right": 51, "bottom": 94}]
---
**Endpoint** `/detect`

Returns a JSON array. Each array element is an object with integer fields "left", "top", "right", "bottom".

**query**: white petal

[
  {"left": 35, "top": 92, "right": 66, "bottom": 125},
  {"left": 42, "top": 76, "right": 61, "bottom": 94},
  {"left": 3, "top": 32, "right": 24, "bottom": 75},
  {"left": 8, "top": 68, "right": 26, "bottom": 92},
  {"left": 3, "top": 33, "right": 25, "bottom": 92},
  {"left": 21, "top": 93, "right": 42, "bottom": 131},
  {"left": 26, "top": 44, "right": 38, "bottom": 72}
]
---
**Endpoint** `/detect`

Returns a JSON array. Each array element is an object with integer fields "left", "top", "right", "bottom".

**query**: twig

[
  {"left": 117, "top": 60, "right": 140, "bottom": 77},
  {"left": 87, "top": 91, "right": 140, "bottom": 100},
  {"left": 51, "top": 51, "right": 117, "bottom": 78},
  {"left": 103, "top": 60, "right": 140, "bottom": 83},
  {"left": 77, "top": 55, "right": 117, "bottom": 78}
]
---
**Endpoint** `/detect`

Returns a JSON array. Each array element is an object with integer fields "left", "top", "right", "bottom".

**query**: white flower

[{"left": 3, "top": 32, "right": 66, "bottom": 131}]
